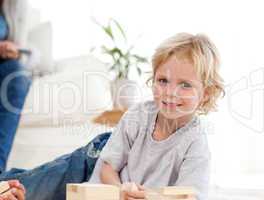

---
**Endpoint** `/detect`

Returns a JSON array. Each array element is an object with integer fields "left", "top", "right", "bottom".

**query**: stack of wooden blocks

[{"left": 67, "top": 183, "right": 195, "bottom": 200}]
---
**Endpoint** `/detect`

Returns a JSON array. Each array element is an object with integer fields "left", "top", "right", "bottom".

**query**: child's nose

[{"left": 165, "top": 85, "right": 180, "bottom": 97}]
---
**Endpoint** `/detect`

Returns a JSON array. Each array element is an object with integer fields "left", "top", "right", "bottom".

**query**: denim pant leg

[
  {"left": 0, "top": 59, "right": 31, "bottom": 172},
  {"left": 0, "top": 132, "right": 111, "bottom": 200}
]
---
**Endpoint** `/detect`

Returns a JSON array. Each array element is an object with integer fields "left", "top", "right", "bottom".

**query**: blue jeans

[
  {"left": 0, "top": 132, "right": 111, "bottom": 200},
  {"left": 0, "top": 59, "right": 31, "bottom": 172}
]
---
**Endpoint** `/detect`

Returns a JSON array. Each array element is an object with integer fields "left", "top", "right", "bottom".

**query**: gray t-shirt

[{"left": 90, "top": 100, "right": 210, "bottom": 200}]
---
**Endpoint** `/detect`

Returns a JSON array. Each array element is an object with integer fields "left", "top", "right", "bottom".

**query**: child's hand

[
  {"left": 0, "top": 41, "right": 19, "bottom": 59},
  {"left": 120, "top": 182, "right": 146, "bottom": 200},
  {"left": 186, "top": 195, "right": 196, "bottom": 200},
  {"left": 0, "top": 180, "right": 26, "bottom": 200}
]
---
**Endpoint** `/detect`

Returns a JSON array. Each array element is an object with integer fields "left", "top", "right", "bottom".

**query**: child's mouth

[{"left": 162, "top": 101, "right": 181, "bottom": 109}]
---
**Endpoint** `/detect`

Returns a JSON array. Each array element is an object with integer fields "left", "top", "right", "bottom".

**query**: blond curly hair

[{"left": 148, "top": 33, "right": 225, "bottom": 115}]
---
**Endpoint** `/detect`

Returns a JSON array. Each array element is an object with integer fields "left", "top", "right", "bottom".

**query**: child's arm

[
  {"left": 98, "top": 104, "right": 145, "bottom": 199},
  {"left": 100, "top": 162, "right": 146, "bottom": 200},
  {"left": 99, "top": 105, "right": 140, "bottom": 181},
  {"left": 100, "top": 161, "right": 122, "bottom": 186}
]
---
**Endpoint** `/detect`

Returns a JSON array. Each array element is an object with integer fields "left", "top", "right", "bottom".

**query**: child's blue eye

[{"left": 180, "top": 82, "right": 192, "bottom": 88}]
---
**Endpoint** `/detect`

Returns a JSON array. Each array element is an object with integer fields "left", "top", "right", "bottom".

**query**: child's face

[{"left": 152, "top": 55, "right": 206, "bottom": 119}]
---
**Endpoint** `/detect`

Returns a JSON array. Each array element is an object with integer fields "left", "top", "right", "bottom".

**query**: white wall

[{"left": 29, "top": 0, "right": 264, "bottom": 189}]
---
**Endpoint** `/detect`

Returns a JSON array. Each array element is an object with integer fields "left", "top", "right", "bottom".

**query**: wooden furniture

[{"left": 93, "top": 109, "right": 126, "bottom": 127}]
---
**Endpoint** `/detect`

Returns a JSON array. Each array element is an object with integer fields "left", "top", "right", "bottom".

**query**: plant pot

[{"left": 111, "top": 78, "right": 141, "bottom": 110}]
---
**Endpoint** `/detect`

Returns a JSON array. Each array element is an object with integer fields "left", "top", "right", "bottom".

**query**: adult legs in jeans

[
  {"left": 0, "top": 59, "right": 31, "bottom": 172},
  {"left": 0, "top": 132, "right": 111, "bottom": 200}
]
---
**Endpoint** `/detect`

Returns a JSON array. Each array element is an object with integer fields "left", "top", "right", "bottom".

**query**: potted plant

[{"left": 93, "top": 18, "right": 148, "bottom": 110}]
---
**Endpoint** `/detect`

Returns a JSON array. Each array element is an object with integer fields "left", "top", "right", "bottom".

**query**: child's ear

[
  {"left": 201, "top": 87, "right": 210, "bottom": 104},
  {"left": 197, "top": 89, "right": 209, "bottom": 111}
]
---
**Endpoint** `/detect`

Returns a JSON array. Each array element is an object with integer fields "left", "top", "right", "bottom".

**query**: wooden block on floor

[
  {"left": 66, "top": 183, "right": 195, "bottom": 200},
  {"left": 0, "top": 181, "right": 10, "bottom": 194},
  {"left": 159, "top": 186, "right": 196, "bottom": 196},
  {"left": 67, "top": 183, "right": 120, "bottom": 200},
  {"left": 146, "top": 186, "right": 196, "bottom": 200}
]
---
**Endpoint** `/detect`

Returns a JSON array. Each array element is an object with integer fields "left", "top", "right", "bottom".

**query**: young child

[{"left": 94, "top": 33, "right": 225, "bottom": 200}]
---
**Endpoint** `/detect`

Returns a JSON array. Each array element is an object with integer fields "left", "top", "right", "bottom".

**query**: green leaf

[
  {"left": 110, "top": 47, "right": 123, "bottom": 57},
  {"left": 101, "top": 45, "right": 110, "bottom": 53},
  {"left": 137, "top": 67, "right": 142, "bottom": 76},
  {"left": 132, "top": 54, "right": 148, "bottom": 63},
  {"left": 109, "top": 64, "right": 117, "bottom": 71},
  {"left": 118, "top": 71, "right": 123, "bottom": 79},
  {"left": 103, "top": 24, "right": 114, "bottom": 41},
  {"left": 111, "top": 18, "right": 127, "bottom": 41},
  {"left": 92, "top": 17, "right": 115, "bottom": 41},
  {"left": 101, "top": 46, "right": 123, "bottom": 59}
]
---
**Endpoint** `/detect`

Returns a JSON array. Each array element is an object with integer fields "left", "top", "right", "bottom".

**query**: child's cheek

[
  {"left": 152, "top": 85, "right": 163, "bottom": 98},
  {"left": 152, "top": 86, "right": 164, "bottom": 109},
  {"left": 182, "top": 92, "right": 202, "bottom": 111},
  {"left": 176, "top": 89, "right": 199, "bottom": 109}
]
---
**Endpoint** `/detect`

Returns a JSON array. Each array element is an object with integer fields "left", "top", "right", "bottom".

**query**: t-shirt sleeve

[
  {"left": 99, "top": 104, "right": 140, "bottom": 172},
  {"left": 175, "top": 136, "right": 211, "bottom": 200}
]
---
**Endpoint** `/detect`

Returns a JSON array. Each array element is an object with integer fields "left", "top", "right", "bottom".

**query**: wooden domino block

[
  {"left": 159, "top": 186, "right": 196, "bottom": 196},
  {"left": 146, "top": 186, "right": 196, "bottom": 200},
  {"left": 0, "top": 181, "right": 10, "bottom": 194},
  {"left": 67, "top": 183, "right": 120, "bottom": 200}
]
